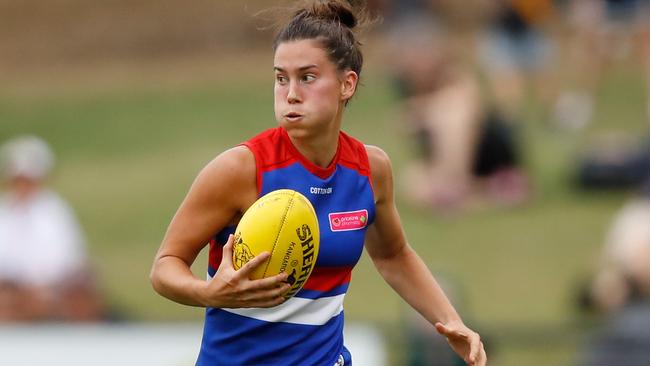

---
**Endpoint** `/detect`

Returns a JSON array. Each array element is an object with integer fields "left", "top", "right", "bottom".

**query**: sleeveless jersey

[{"left": 196, "top": 127, "right": 376, "bottom": 366}]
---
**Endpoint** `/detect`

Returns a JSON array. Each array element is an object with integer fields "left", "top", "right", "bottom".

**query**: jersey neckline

[{"left": 279, "top": 127, "right": 340, "bottom": 180}]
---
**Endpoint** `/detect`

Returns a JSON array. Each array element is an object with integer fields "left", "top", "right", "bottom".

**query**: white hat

[{"left": 0, "top": 135, "right": 55, "bottom": 180}]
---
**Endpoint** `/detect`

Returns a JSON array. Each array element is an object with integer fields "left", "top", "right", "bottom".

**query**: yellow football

[{"left": 232, "top": 189, "right": 320, "bottom": 298}]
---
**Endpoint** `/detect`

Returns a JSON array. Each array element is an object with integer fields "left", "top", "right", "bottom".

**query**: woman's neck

[
  {"left": 289, "top": 128, "right": 339, "bottom": 168},
  {"left": 282, "top": 103, "right": 345, "bottom": 168}
]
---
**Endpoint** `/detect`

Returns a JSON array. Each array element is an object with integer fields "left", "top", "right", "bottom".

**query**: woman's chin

[{"left": 282, "top": 124, "right": 309, "bottom": 137}]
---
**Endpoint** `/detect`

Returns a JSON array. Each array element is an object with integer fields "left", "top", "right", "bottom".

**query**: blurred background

[{"left": 2, "top": 0, "right": 650, "bottom": 365}]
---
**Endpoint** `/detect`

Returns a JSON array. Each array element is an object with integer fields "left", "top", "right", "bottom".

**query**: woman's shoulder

[
  {"left": 197, "top": 146, "right": 257, "bottom": 201},
  {"left": 364, "top": 145, "right": 391, "bottom": 173},
  {"left": 207, "top": 145, "right": 254, "bottom": 168},
  {"left": 364, "top": 145, "right": 393, "bottom": 201}
]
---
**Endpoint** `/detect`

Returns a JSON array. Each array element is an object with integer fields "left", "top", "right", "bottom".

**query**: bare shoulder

[
  {"left": 193, "top": 145, "right": 258, "bottom": 214},
  {"left": 203, "top": 145, "right": 255, "bottom": 181},
  {"left": 365, "top": 145, "right": 393, "bottom": 204},
  {"left": 365, "top": 144, "right": 391, "bottom": 168}
]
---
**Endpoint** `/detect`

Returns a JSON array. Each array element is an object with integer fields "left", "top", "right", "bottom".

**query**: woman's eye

[
  {"left": 276, "top": 75, "right": 287, "bottom": 84},
  {"left": 302, "top": 74, "right": 315, "bottom": 82}
]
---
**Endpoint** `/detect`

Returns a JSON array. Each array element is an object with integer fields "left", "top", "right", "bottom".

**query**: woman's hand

[
  {"left": 435, "top": 321, "right": 487, "bottom": 366},
  {"left": 199, "top": 235, "right": 290, "bottom": 308}
]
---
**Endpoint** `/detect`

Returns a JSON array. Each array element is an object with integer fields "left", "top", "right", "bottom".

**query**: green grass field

[{"left": 1, "top": 52, "right": 648, "bottom": 365}]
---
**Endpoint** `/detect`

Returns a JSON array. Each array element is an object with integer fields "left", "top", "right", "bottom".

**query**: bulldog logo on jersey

[
  {"left": 329, "top": 209, "right": 368, "bottom": 232},
  {"left": 232, "top": 235, "right": 254, "bottom": 268}
]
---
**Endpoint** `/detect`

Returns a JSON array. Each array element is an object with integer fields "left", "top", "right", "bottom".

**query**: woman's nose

[{"left": 287, "top": 81, "right": 302, "bottom": 103}]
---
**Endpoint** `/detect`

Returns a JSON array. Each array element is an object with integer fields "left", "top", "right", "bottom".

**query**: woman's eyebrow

[{"left": 274, "top": 64, "right": 319, "bottom": 72}]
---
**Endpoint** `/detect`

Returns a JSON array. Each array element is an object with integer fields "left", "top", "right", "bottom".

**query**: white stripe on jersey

[{"left": 222, "top": 294, "right": 345, "bottom": 326}]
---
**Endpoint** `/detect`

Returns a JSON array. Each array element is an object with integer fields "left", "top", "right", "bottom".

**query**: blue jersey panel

[
  {"left": 197, "top": 309, "right": 346, "bottom": 366},
  {"left": 261, "top": 162, "right": 375, "bottom": 268}
]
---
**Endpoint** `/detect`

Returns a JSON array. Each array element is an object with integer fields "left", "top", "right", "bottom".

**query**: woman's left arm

[{"left": 364, "top": 145, "right": 487, "bottom": 366}]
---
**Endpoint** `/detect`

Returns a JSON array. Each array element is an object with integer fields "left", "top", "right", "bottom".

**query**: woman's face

[{"left": 273, "top": 39, "right": 356, "bottom": 139}]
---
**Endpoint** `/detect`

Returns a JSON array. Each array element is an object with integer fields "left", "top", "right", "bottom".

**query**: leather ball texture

[{"left": 233, "top": 189, "right": 320, "bottom": 298}]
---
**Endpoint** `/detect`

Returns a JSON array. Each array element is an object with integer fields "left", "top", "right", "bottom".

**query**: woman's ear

[{"left": 340, "top": 70, "right": 358, "bottom": 102}]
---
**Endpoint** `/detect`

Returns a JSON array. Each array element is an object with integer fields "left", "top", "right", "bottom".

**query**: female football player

[{"left": 151, "top": 1, "right": 486, "bottom": 365}]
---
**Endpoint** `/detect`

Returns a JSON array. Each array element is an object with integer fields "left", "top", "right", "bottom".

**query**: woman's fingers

[
  {"left": 434, "top": 322, "right": 448, "bottom": 335},
  {"left": 260, "top": 282, "right": 291, "bottom": 300},
  {"left": 212, "top": 235, "right": 291, "bottom": 308},
  {"left": 435, "top": 322, "right": 468, "bottom": 339},
  {"left": 235, "top": 281, "right": 290, "bottom": 307},
  {"left": 469, "top": 342, "right": 487, "bottom": 366},
  {"left": 220, "top": 234, "right": 235, "bottom": 268},
  {"left": 250, "top": 272, "right": 290, "bottom": 289},
  {"left": 477, "top": 343, "right": 487, "bottom": 366},
  {"left": 469, "top": 332, "right": 481, "bottom": 363},
  {"left": 236, "top": 250, "right": 271, "bottom": 276},
  {"left": 435, "top": 321, "right": 487, "bottom": 366},
  {"left": 221, "top": 234, "right": 270, "bottom": 272}
]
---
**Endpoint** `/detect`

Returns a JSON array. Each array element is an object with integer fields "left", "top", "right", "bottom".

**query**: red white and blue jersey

[{"left": 196, "top": 127, "right": 376, "bottom": 366}]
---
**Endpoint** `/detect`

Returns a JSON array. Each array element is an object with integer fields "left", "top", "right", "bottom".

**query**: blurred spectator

[
  {"left": 576, "top": 179, "right": 650, "bottom": 365},
  {"left": 385, "top": 15, "right": 530, "bottom": 213},
  {"left": 477, "top": 0, "right": 557, "bottom": 119},
  {"left": 0, "top": 136, "right": 104, "bottom": 322},
  {"left": 553, "top": 0, "right": 650, "bottom": 130}
]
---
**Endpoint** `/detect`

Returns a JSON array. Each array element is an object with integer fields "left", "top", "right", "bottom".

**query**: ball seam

[{"left": 262, "top": 190, "right": 295, "bottom": 278}]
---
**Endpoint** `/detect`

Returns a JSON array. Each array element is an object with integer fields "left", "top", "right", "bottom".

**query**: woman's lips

[{"left": 284, "top": 112, "right": 303, "bottom": 122}]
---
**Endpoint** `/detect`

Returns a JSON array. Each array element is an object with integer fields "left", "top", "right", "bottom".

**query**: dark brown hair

[{"left": 273, "top": 0, "right": 365, "bottom": 78}]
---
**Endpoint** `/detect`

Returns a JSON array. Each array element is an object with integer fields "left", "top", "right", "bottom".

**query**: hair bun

[
  {"left": 274, "top": 0, "right": 366, "bottom": 80},
  {"left": 306, "top": 0, "right": 357, "bottom": 29}
]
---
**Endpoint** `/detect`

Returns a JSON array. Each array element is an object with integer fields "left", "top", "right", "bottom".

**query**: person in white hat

[{"left": 0, "top": 136, "right": 104, "bottom": 321}]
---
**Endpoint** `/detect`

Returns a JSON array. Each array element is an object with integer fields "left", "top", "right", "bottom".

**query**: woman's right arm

[{"left": 150, "top": 146, "right": 289, "bottom": 309}]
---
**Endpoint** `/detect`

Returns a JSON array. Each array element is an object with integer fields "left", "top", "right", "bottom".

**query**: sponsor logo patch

[{"left": 328, "top": 209, "right": 368, "bottom": 232}]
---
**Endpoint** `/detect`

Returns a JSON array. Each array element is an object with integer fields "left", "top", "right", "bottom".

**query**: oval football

[{"left": 232, "top": 189, "right": 320, "bottom": 298}]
